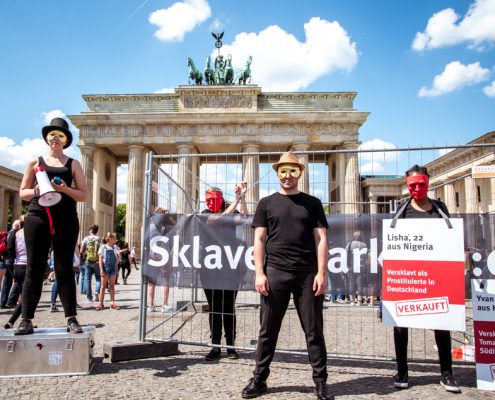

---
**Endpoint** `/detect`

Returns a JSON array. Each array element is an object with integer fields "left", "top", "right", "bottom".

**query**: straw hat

[{"left": 271, "top": 151, "right": 306, "bottom": 171}]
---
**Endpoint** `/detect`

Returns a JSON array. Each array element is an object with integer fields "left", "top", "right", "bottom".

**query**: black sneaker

[
  {"left": 440, "top": 373, "right": 461, "bottom": 393},
  {"left": 50, "top": 304, "right": 59, "bottom": 312},
  {"left": 393, "top": 372, "right": 409, "bottom": 389},
  {"left": 14, "top": 319, "right": 34, "bottom": 335},
  {"left": 241, "top": 376, "right": 267, "bottom": 399},
  {"left": 227, "top": 348, "right": 239, "bottom": 359},
  {"left": 204, "top": 347, "right": 221, "bottom": 361},
  {"left": 67, "top": 317, "right": 83, "bottom": 334}
]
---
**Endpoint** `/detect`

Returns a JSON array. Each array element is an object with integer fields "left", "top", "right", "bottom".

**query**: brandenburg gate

[{"left": 69, "top": 85, "right": 369, "bottom": 256}]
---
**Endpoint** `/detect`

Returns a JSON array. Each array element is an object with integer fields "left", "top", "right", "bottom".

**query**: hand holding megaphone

[{"left": 34, "top": 166, "right": 62, "bottom": 207}]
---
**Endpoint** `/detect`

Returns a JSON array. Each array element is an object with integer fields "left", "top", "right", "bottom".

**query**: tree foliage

[{"left": 116, "top": 203, "right": 126, "bottom": 241}]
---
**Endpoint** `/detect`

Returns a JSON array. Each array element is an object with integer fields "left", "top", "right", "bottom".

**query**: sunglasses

[
  {"left": 277, "top": 165, "right": 301, "bottom": 179},
  {"left": 46, "top": 130, "right": 67, "bottom": 143}
]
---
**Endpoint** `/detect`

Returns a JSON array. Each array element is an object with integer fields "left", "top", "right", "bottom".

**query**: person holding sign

[
  {"left": 15, "top": 117, "right": 87, "bottom": 335},
  {"left": 201, "top": 184, "right": 247, "bottom": 361},
  {"left": 392, "top": 164, "right": 461, "bottom": 393},
  {"left": 242, "top": 151, "right": 330, "bottom": 400}
]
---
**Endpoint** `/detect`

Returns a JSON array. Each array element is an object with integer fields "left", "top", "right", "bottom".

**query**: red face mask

[
  {"left": 406, "top": 174, "right": 429, "bottom": 201},
  {"left": 205, "top": 191, "right": 223, "bottom": 213}
]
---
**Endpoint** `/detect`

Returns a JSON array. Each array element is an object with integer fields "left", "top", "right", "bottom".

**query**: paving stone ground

[{"left": 0, "top": 268, "right": 492, "bottom": 399}]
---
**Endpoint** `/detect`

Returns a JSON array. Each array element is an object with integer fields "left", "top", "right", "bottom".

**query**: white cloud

[
  {"left": 483, "top": 80, "right": 495, "bottom": 97},
  {"left": 212, "top": 17, "right": 358, "bottom": 91},
  {"left": 154, "top": 87, "right": 175, "bottom": 93},
  {"left": 0, "top": 110, "right": 81, "bottom": 172},
  {"left": 412, "top": 0, "right": 495, "bottom": 51},
  {"left": 418, "top": 61, "right": 490, "bottom": 97},
  {"left": 149, "top": 0, "right": 211, "bottom": 42},
  {"left": 0, "top": 136, "right": 46, "bottom": 173},
  {"left": 360, "top": 161, "right": 384, "bottom": 175},
  {"left": 358, "top": 139, "right": 400, "bottom": 175}
]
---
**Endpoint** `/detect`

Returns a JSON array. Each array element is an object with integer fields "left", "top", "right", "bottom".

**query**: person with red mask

[
  {"left": 392, "top": 164, "right": 461, "bottom": 393},
  {"left": 201, "top": 184, "right": 247, "bottom": 361}
]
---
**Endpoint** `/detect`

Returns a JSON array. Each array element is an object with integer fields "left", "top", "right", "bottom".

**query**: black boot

[
  {"left": 14, "top": 319, "right": 34, "bottom": 335},
  {"left": 67, "top": 317, "right": 83, "bottom": 333},
  {"left": 241, "top": 376, "right": 267, "bottom": 399},
  {"left": 314, "top": 382, "right": 333, "bottom": 400},
  {"left": 204, "top": 347, "right": 221, "bottom": 361}
]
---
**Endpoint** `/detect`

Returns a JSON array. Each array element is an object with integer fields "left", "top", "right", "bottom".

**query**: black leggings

[
  {"left": 121, "top": 262, "right": 131, "bottom": 280},
  {"left": 22, "top": 212, "right": 79, "bottom": 319},
  {"left": 8, "top": 264, "right": 26, "bottom": 325},
  {"left": 204, "top": 289, "right": 237, "bottom": 346},
  {"left": 394, "top": 326, "right": 452, "bottom": 375}
]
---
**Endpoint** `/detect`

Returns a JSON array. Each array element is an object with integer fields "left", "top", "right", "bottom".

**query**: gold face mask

[
  {"left": 46, "top": 130, "right": 67, "bottom": 143},
  {"left": 277, "top": 164, "right": 301, "bottom": 179}
]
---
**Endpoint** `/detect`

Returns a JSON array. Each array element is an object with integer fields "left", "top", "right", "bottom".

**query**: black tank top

[{"left": 28, "top": 156, "right": 77, "bottom": 215}]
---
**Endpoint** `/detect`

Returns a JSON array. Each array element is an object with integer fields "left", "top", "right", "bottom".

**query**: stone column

[
  {"left": 176, "top": 144, "right": 195, "bottom": 214},
  {"left": 343, "top": 142, "right": 360, "bottom": 214},
  {"left": 77, "top": 145, "right": 95, "bottom": 240},
  {"left": 242, "top": 143, "right": 259, "bottom": 214},
  {"left": 126, "top": 145, "right": 146, "bottom": 260},
  {"left": 12, "top": 194, "right": 22, "bottom": 222},
  {"left": 443, "top": 183, "right": 456, "bottom": 213},
  {"left": 369, "top": 195, "right": 378, "bottom": 214},
  {"left": 464, "top": 176, "right": 477, "bottom": 213},
  {"left": 0, "top": 187, "right": 5, "bottom": 230},
  {"left": 292, "top": 143, "right": 309, "bottom": 193}
]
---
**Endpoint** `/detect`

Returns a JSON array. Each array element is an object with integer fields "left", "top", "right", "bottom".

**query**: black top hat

[{"left": 42, "top": 117, "right": 73, "bottom": 149}]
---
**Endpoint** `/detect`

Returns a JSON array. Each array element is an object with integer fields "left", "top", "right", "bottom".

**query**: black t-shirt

[
  {"left": 398, "top": 199, "right": 450, "bottom": 219},
  {"left": 252, "top": 192, "right": 329, "bottom": 271}
]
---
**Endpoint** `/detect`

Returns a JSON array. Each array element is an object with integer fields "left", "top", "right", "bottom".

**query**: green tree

[{"left": 116, "top": 203, "right": 126, "bottom": 242}]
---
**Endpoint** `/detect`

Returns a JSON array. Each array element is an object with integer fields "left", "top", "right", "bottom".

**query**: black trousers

[
  {"left": 394, "top": 327, "right": 452, "bottom": 375},
  {"left": 8, "top": 264, "right": 26, "bottom": 325},
  {"left": 203, "top": 289, "right": 237, "bottom": 345},
  {"left": 1, "top": 263, "right": 18, "bottom": 307},
  {"left": 121, "top": 262, "right": 131, "bottom": 280},
  {"left": 254, "top": 267, "right": 327, "bottom": 383},
  {"left": 22, "top": 212, "right": 79, "bottom": 319}
]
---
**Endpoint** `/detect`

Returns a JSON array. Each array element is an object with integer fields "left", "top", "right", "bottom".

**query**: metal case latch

[
  {"left": 6, "top": 340, "right": 15, "bottom": 353},
  {"left": 66, "top": 339, "right": 75, "bottom": 351}
]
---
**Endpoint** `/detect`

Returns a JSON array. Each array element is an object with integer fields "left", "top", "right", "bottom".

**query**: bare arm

[
  {"left": 19, "top": 158, "right": 39, "bottom": 201},
  {"left": 52, "top": 159, "right": 87, "bottom": 202},
  {"left": 254, "top": 227, "right": 269, "bottom": 296},
  {"left": 312, "top": 227, "right": 328, "bottom": 296}
]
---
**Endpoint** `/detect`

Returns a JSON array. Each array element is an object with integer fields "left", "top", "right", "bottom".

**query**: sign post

[
  {"left": 472, "top": 279, "right": 495, "bottom": 390},
  {"left": 382, "top": 218, "right": 465, "bottom": 331}
]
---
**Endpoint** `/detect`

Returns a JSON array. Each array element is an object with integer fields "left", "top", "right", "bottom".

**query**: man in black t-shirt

[{"left": 242, "top": 151, "right": 331, "bottom": 400}]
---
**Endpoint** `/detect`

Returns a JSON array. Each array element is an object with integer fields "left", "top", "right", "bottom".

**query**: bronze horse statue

[
  {"left": 237, "top": 55, "right": 252, "bottom": 85},
  {"left": 187, "top": 57, "right": 203, "bottom": 85},
  {"left": 224, "top": 54, "right": 234, "bottom": 85},
  {"left": 204, "top": 56, "right": 215, "bottom": 85}
]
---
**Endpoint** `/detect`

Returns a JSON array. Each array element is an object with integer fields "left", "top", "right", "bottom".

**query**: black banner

[{"left": 142, "top": 212, "right": 494, "bottom": 297}]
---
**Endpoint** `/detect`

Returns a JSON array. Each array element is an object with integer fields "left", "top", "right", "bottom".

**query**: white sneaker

[
  {"left": 162, "top": 305, "right": 175, "bottom": 313},
  {"left": 147, "top": 305, "right": 156, "bottom": 312}
]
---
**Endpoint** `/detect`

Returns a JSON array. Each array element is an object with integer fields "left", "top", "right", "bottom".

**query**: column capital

[
  {"left": 78, "top": 144, "right": 95, "bottom": 152},
  {"left": 176, "top": 144, "right": 195, "bottom": 154},
  {"left": 128, "top": 144, "right": 146, "bottom": 152},
  {"left": 291, "top": 143, "right": 310, "bottom": 151},
  {"left": 342, "top": 141, "right": 360, "bottom": 150},
  {"left": 242, "top": 143, "right": 259, "bottom": 152}
]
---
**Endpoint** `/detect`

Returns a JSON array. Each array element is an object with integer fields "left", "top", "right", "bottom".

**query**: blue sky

[{"left": 1, "top": 0, "right": 494, "bottom": 202}]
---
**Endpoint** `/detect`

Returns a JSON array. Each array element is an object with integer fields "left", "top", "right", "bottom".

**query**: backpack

[
  {"left": 86, "top": 238, "right": 100, "bottom": 262},
  {"left": 0, "top": 231, "right": 8, "bottom": 255}
]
